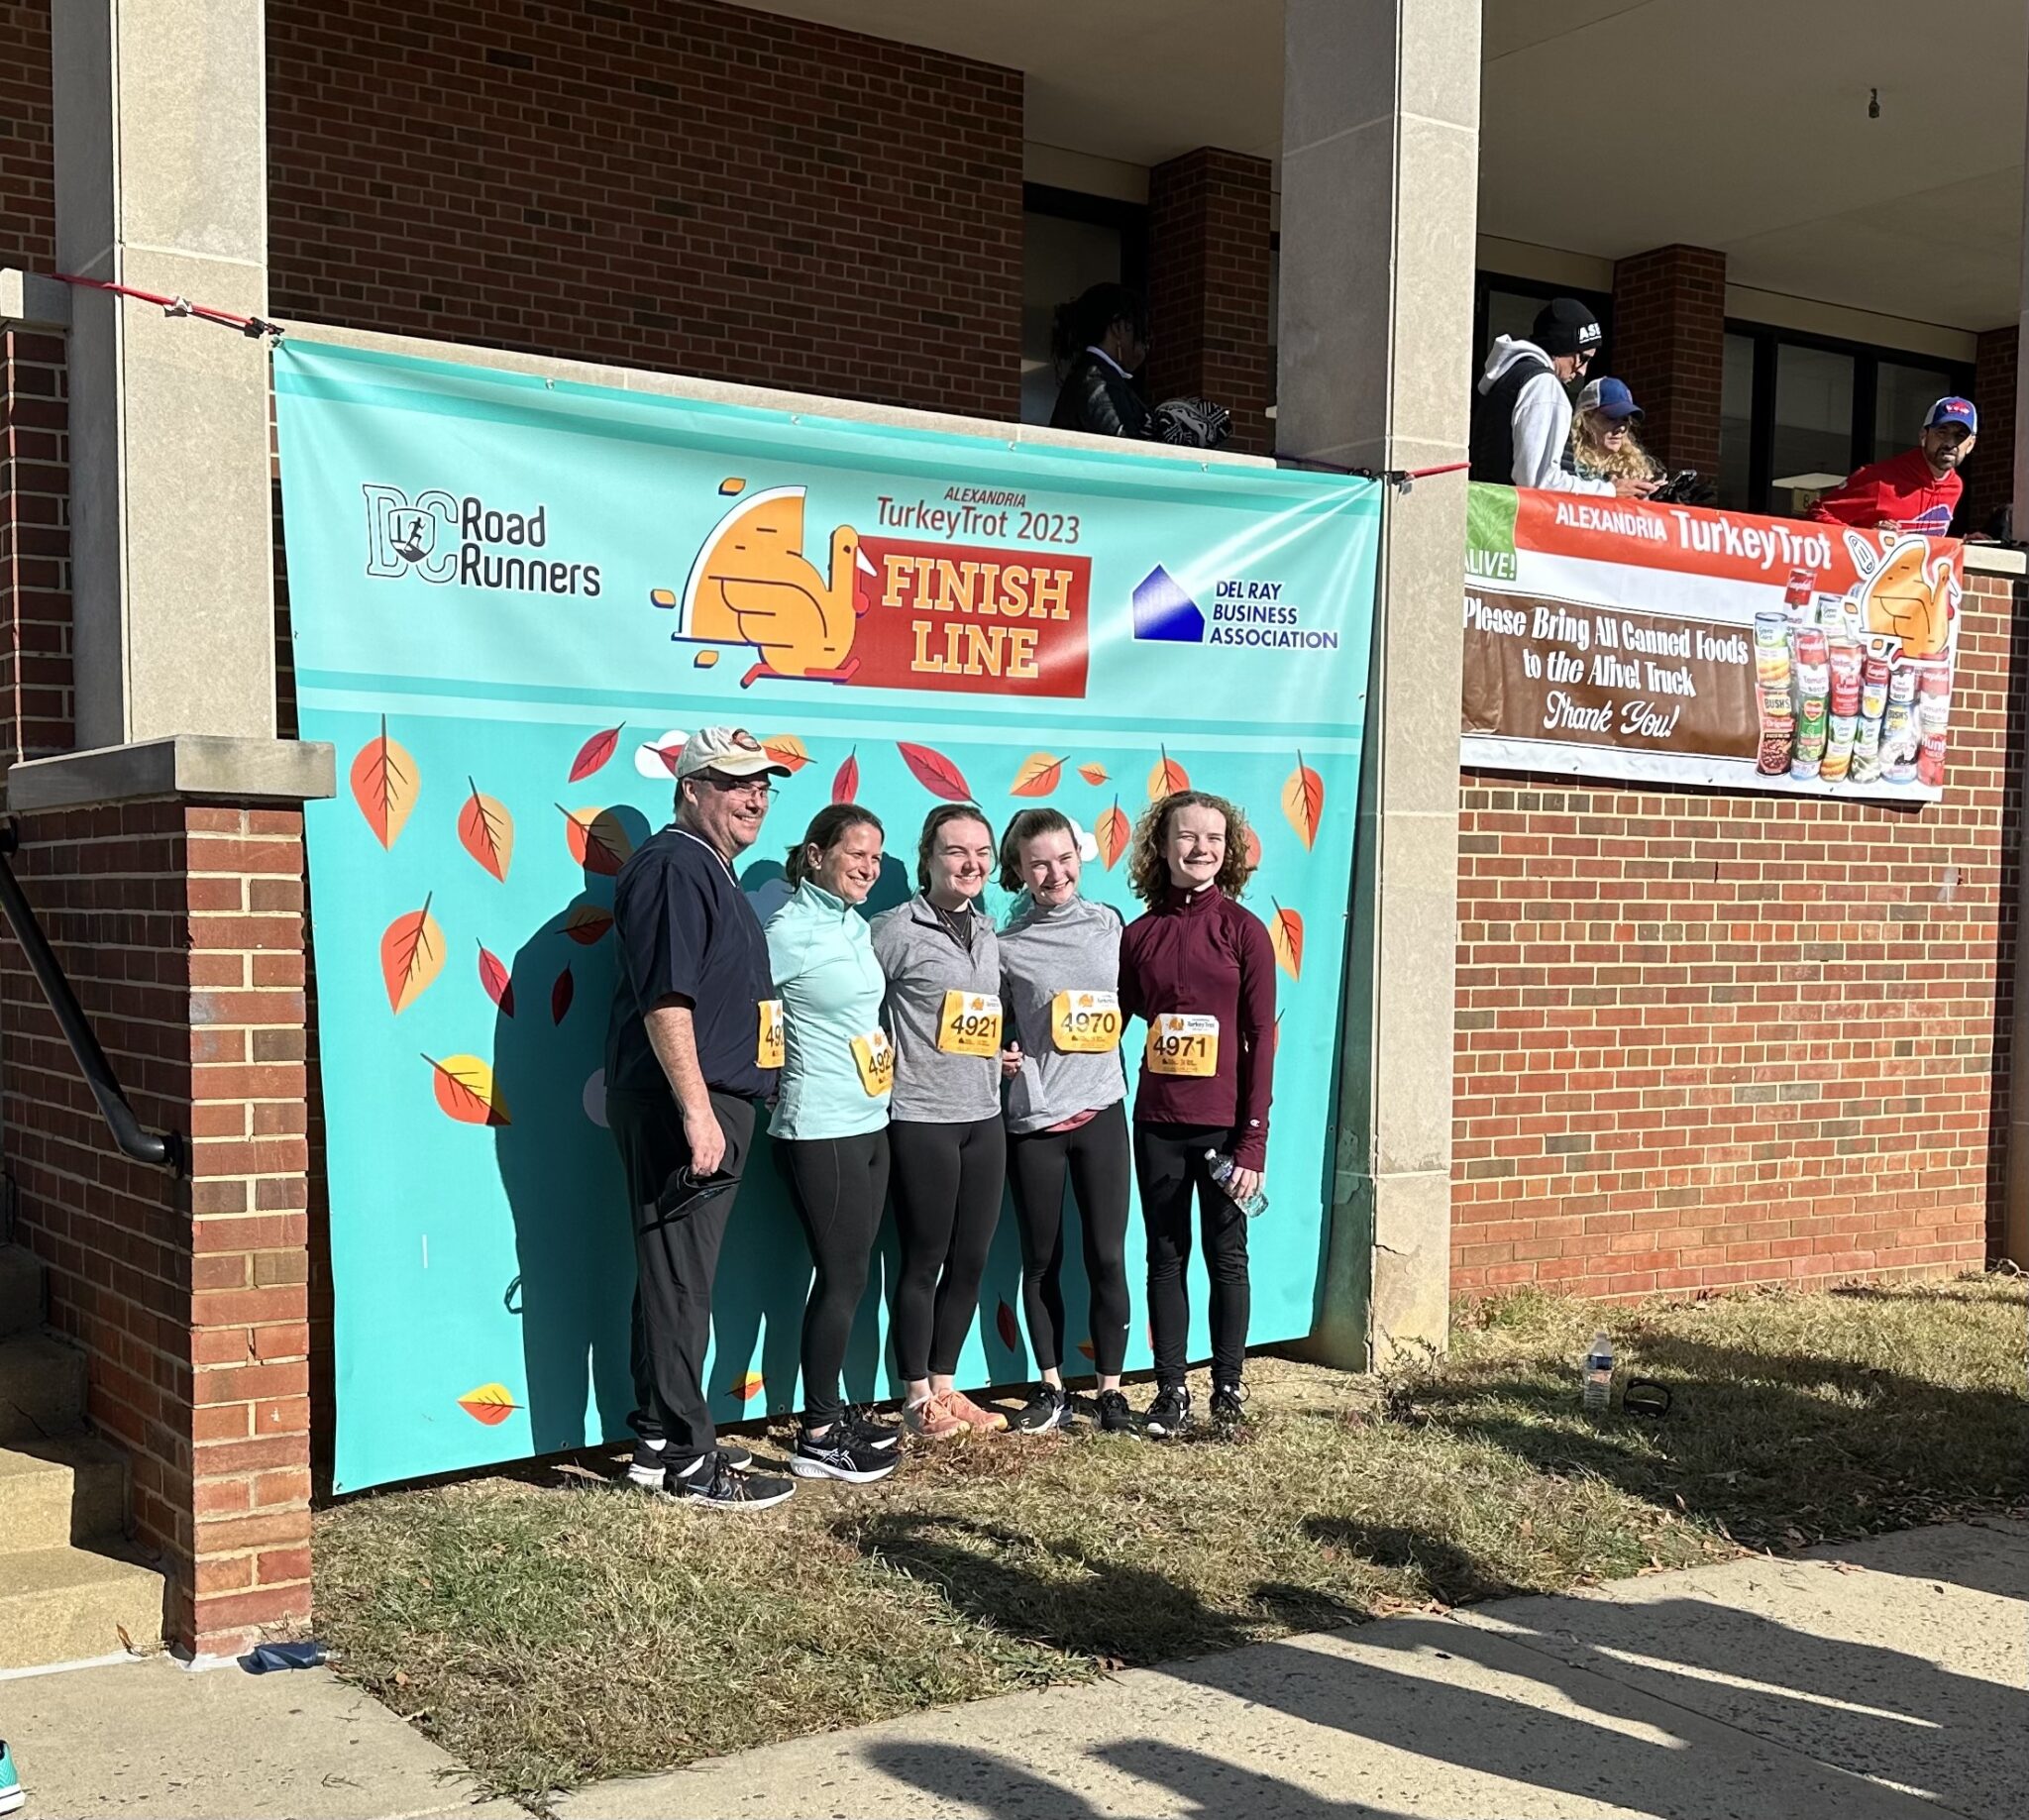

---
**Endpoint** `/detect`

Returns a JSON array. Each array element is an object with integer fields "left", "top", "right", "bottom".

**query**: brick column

[
  {"left": 1610, "top": 245, "right": 1727, "bottom": 479},
  {"left": 1969, "top": 326, "right": 2017, "bottom": 537},
  {"left": 1146, "top": 148, "right": 1275, "bottom": 456}
]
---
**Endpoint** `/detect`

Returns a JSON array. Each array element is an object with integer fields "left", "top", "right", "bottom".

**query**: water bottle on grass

[
  {"left": 1206, "top": 1149, "right": 1268, "bottom": 1219},
  {"left": 1582, "top": 1330, "right": 1615, "bottom": 1413}
]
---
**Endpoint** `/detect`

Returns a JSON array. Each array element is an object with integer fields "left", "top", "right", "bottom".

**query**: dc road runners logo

[
  {"left": 363, "top": 484, "right": 602, "bottom": 595},
  {"left": 1130, "top": 567, "right": 1338, "bottom": 651}
]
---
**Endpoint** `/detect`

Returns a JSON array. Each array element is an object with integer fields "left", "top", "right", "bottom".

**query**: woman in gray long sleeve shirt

[
  {"left": 869, "top": 804, "right": 1008, "bottom": 1441},
  {"left": 995, "top": 808, "right": 1140, "bottom": 1439}
]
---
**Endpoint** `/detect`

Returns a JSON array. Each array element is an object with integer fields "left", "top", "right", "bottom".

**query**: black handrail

[{"left": 0, "top": 824, "right": 182, "bottom": 1174}]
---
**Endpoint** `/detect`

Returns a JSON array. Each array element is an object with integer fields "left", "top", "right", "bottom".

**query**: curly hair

[
  {"left": 997, "top": 806, "right": 1077, "bottom": 892},
  {"left": 784, "top": 803, "right": 884, "bottom": 888},
  {"left": 914, "top": 803, "right": 995, "bottom": 893},
  {"left": 1568, "top": 407, "right": 1660, "bottom": 482},
  {"left": 1126, "top": 790, "right": 1256, "bottom": 907}
]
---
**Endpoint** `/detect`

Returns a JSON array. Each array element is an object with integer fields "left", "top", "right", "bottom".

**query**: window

[
  {"left": 1716, "top": 321, "right": 1973, "bottom": 519},
  {"left": 1020, "top": 186, "right": 1149, "bottom": 426}
]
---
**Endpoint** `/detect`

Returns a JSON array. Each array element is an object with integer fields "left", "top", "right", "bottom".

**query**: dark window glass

[
  {"left": 1770, "top": 345, "right": 1855, "bottom": 512},
  {"left": 1719, "top": 333, "right": 1756, "bottom": 509},
  {"left": 1874, "top": 361, "right": 1955, "bottom": 463}
]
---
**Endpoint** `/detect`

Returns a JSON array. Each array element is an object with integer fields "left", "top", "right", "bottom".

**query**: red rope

[
  {"left": 52, "top": 272, "right": 281, "bottom": 340},
  {"left": 1402, "top": 460, "right": 1470, "bottom": 481}
]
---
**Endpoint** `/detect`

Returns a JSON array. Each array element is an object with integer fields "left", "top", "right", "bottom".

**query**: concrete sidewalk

[{"left": 559, "top": 1519, "right": 2029, "bottom": 1820}]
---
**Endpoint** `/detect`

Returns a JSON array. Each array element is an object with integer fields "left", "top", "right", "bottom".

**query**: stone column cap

[{"left": 1, "top": 736, "right": 336, "bottom": 813}]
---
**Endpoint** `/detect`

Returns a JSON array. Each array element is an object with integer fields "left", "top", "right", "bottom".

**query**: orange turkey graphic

[{"left": 1843, "top": 529, "right": 1958, "bottom": 660}]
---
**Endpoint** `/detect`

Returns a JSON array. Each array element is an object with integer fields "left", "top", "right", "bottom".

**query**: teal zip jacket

[{"left": 764, "top": 880, "right": 891, "bottom": 1140}]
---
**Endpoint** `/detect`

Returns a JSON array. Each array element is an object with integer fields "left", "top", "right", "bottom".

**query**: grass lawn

[{"left": 314, "top": 1274, "right": 2029, "bottom": 1804}]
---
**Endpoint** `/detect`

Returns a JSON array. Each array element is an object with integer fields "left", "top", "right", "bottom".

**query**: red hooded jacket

[{"left": 1806, "top": 448, "right": 1961, "bottom": 536}]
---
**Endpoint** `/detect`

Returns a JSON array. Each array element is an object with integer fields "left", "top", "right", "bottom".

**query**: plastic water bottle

[
  {"left": 1206, "top": 1149, "right": 1268, "bottom": 1219},
  {"left": 1582, "top": 1330, "right": 1614, "bottom": 1413}
]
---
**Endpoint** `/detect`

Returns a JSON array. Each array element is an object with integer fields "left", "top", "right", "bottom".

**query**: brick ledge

[{"left": 0, "top": 737, "right": 336, "bottom": 814}]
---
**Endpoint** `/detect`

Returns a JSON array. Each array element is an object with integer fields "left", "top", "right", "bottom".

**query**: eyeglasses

[{"left": 695, "top": 772, "right": 775, "bottom": 800}]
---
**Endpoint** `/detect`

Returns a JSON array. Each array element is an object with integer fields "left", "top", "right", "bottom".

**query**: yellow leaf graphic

[
  {"left": 379, "top": 895, "right": 445, "bottom": 1015},
  {"left": 761, "top": 734, "right": 811, "bottom": 773},
  {"left": 728, "top": 1370, "right": 765, "bottom": 1402},
  {"left": 1096, "top": 798, "right": 1130, "bottom": 871},
  {"left": 350, "top": 716, "right": 419, "bottom": 849},
  {"left": 1010, "top": 752, "right": 1065, "bottom": 798},
  {"left": 1147, "top": 746, "right": 1190, "bottom": 801},
  {"left": 426, "top": 1052, "right": 511, "bottom": 1126},
  {"left": 1281, "top": 752, "right": 1325, "bottom": 851},
  {"left": 458, "top": 1381, "right": 521, "bottom": 1426},
  {"left": 1077, "top": 763, "right": 1109, "bottom": 787}
]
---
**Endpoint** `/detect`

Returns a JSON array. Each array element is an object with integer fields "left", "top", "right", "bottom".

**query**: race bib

[
  {"left": 1051, "top": 989, "right": 1123, "bottom": 1053},
  {"left": 1145, "top": 1013, "right": 1219, "bottom": 1077},
  {"left": 757, "top": 999, "right": 785, "bottom": 1070},
  {"left": 937, "top": 990, "right": 1003, "bottom": 1057},
  {"left": 850, "top": 1029, "right": 894, "bottom": 1098}
]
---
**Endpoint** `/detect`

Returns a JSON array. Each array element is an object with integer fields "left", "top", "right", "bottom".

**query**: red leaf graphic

[
  {"left": 563, "top": 905, "right": 614, "bottom": 945},
  {"left": 551, "top": 966, "right": 575, "bottom": 1023},
  {"left": 478, "top": 943, "right": 515, "bottom": 1017},
  {"left": 569, "top": 724, "right": 624, "bottom": 783},
  {"left": 349, "top": 716, "right": 419, "bottom": 850},
  {"left": 1010, "top": 753, "right": 1065, "bottom": 798},
  {"left": 996, "top": 1300, "right": 1020, "bottom": 1351},
  {"left": 1243, "top": 824, "right": 1262, "bottom": 872},
  {"left": 899, "top": 741, "right": 974, "bottom": 803},
  {"left": 1269, "top": 900, "right": 1304, "bottom": 981},
  {"left": 1096, "top": 800, "right": 1130, "bottom": 871},
  {"left": 832, "top": 749, "right": 859, "bottom": 805},
  {"left": 378, "top": 895, "right": 444, "bottom": 1015},
  {"left": 1282, "top": 751, "right": 1325, "bottom": 851},
  {"left": 1076, "top": 1340, "right": 1096, "bottom": 1361},
  {"left": 728, "top": 1370, "right": 765, "bottom": 1402},
  {"left": 458, "top": 1381, "right": 521, "bottom": 1426}
]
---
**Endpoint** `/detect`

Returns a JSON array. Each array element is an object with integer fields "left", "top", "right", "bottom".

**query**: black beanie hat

[{"left": 1533, "top": 297, "right": 1603, "bottom": 359}]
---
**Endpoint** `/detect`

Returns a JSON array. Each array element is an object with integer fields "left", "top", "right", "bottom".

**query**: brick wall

[
  {"left": 0, "top": 802, "right": 314, "bottom": 1653},
  {"left": 1453, "top": 567, "right": 2022, "bottom": 1299},
  {"left": 1, "top": 329, "right": 72, "bottom": 765},
  {"left": 1969, "top": 326, "right": 2016, "bottom": 538},
  {"left": 1610, "top": 246, "right": 1726, "bottom": 480},
  {"left": 1146, "top": 148, "right": 1274, "bottom": 457},
  {"left": 0, "top": 0, "right": 53, "bottom": 274},
  {"left": 265, "top": 0, "right": 1024, "bottom": 420}
]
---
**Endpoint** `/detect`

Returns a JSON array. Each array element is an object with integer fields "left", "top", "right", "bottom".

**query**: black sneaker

[
  {"left": 1007, "top": 1384, "right": 1074, "bottom": 1435},
  {"left": 1210, "top": 1383, "right": 1249, "bottom": 1434},
  {"left": 666, "top": 1448, "right": 795, "bottom": 1511},
  {"left": 1095, "top": 1388, "right": 1143, "bottom": 1439},
  {"left": 791, "top": 1426, "right": 899, "bottom": 1484},
  {"left": 843, "top": 1404, "right": 901, "bottom": 1451},
  {"left": 1144, "top": 1383, "right": 1192, "bottom": 1440},
  {"left": 626, "top": 1438, "right": 751, "bottom": 1487}
]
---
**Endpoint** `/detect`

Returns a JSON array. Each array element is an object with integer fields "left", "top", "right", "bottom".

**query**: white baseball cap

[{"left": 672, "top": 726, "right": 791, "bottom": 782}]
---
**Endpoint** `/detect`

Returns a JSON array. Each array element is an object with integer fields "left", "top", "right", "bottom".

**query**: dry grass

[{"left": 314, "top": 1272, "right": 2029, "bottom": 1805}]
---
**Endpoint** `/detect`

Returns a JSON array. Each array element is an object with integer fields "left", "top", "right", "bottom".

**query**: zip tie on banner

[{"left": 52, "top": 271, "right": 284, "bottom": 342}]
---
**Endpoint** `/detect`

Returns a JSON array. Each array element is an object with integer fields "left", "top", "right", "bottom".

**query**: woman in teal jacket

[{"left": 766, "top": 804, "right": 900, "bottom": 1485}]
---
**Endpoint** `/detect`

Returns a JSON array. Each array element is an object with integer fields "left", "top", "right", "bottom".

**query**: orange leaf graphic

[
  {"left": 694, "top": 649, "right": 719, "bottom": 668},
  {"left": 1010, "top": 753, "right": 1065, "bottom": 798},
  {"left": 728, "top": 1370, "right": 765, "bottom": 1402},
  {"left": 1076, "top": 1340, "right": 1096, "bottom": 1361},
  {"left": 569, "top": 724, "right": 624, "bottom": 783},
  {"left": 426, "top": 1053, "right": 511, "bottom": 1126},
  {"left": 459, "top": 782, "right": 515, "bottom": 882},
  {"left": 561, "top": 804, "right": 635, "bottom": 877},
  {"left": 563, "top": 905, "right": 614, "bottom": 945},
  {"left": 1096, "top": 799, "right": 1130, "bottom": 871},
  {"left": 761, "top": 733, "right": 811, "bottom": 773},
  {"left": 1243, "top": 824, "right": 1262, "bottom": 872},
  {"left": 1281, "top": 752, "right": 1325, "bottom": 851},
  {"left": 478, "top": 943, "right": 514, "bottom": 1017},
  {"left": 996, "top": 1299, "right": 1020, "bottom": 1350},
  {"left": 1077, "top": 763, "right": 1109, "bottom": 787},
  {"left": 379, "top": 895, "right": 444, "bottom": 1015},
  {"left": 551, "top": 966, "right": 575, "bottom": 1023},
  {"left": 1269, "top": 901, "right": 1304, "bottom": 981},
  {"left": 832, "top": 748, "right": 859, "bottom": 805},
  {"left": 1147, "top": 746, "right": 1189, "bottom": 801},
  {"left": 349, "top": 717, "right": 419, "bottom": 850},
  {"left": 899, "top": 740, "right": 974, "bottom": 802},
  {"left": 457, "top": 1381, "right": 521, "bottom": 1426}
]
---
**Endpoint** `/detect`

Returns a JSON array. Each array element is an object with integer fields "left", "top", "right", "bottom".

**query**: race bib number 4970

[{"left": 1052, "top": 989, "right": 1122, "bottom": 1053}]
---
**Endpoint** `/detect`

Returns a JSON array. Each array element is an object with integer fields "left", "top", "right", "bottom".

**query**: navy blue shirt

[{"left": 605, "top": 825, "right": 777, "bottom": 1101}]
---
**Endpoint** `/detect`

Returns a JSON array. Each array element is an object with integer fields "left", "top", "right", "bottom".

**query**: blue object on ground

[{"left": 240, "top": 1641, "right": 330, "bottom": 1673}]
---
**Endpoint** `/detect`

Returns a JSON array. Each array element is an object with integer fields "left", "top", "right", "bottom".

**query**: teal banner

[{"left": 275, "top": 340, "right": 1380, "bottom": 1491}]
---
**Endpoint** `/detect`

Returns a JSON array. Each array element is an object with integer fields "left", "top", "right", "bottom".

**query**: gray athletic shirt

[
  {"left": 998, "top": 894, "right": 1127, "bottom": 1134},
  {"left": 868, "top": 895, "right": 1002, "bottom": 1123}
]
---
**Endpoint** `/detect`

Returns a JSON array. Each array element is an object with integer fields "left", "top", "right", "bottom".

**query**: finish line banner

[
  {"left": 275, "top": 340, "right": 1379, "bottom": 1492},
  {"left": 1461, "top": 485, "right": 1965, "bottom": 803}
]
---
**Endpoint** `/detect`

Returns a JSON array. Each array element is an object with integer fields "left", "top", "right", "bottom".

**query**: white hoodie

[{"left": 1476, "top": 337, "right": 1611, "bottom": 495}]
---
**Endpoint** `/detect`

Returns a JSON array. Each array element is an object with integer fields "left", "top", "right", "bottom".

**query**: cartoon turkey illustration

[
  {"left": 656, "top": 483, "right": 875, "bottom": 687},
  {"left": 1843, "top": 529, "right": 1958, "bottom": 660}
]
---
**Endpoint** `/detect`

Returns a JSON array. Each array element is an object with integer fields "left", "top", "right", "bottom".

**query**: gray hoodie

[
  {"left": 1476, "top": 336, "right": 1610, "bottom": 495},
  {"left": 998, "top": 894, "right": 1127, "bottom": 1134},
  {"left": 869, "top": 895, "right": 1002, "bottom": 1123}
]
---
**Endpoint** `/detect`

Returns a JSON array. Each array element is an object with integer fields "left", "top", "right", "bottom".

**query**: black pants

[
  {"left": 1132, "top": 1122, "right": 1249, "bottom": 1390},
  {"left": 1006, "top": 1101, "right": 1132, "bottom": 1376},
  {"left": 889, "top": 1116, "right": 1007, "bottom": 1381},
  {"left": 607, "top": 1086, "right": 756, "bottom": 1468},
  {"left": 779, "top": 1130, "right": 890, "bottom": 1427}
]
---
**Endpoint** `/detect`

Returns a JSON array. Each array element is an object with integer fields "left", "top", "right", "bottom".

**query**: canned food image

[
  {"left": 1851, "top": 747, "right": 1882, "bottom": 785},
  {"left": 1789, "top": 754, "right": 1822, "bottom": 782},
  {"left": 1864, "top": 654, "right": 1890, "bottom": 685},
  {"left": 1888, "top": 666, "right": 1917, "bottom": 703},
  {"left": 1784, "top": 569, "right": 1816, "bottom": 608},
  {"left": 1755, "top": 609, "right": 1790, "bottom": 647},
  {"left": 1918, "top": 732, "right": 1948, "bottom": 788},
  {"left": 1793, "top": 627, "right": 1828, "bottom": 666},
  {"left": 1760, "top": 686, "right": 1795, "bottom": 722},
  {"left": 1831, "top": 674, "right": 1861, "bottom": 715},
  {"left": 1861, "top": 681, "right": 1889, "bottom": 719},
  {"left": 1798, "top": 696, "right": 1828, "bottom": 734},
  {"left": 1883, "top": 751, "right": 1919, "bottom": 784},
  {"left": 1757, "top": 725, "right": 1794, "bottom": 776},
  {"left": 1796, "top": 723, "right": 1828, "bottom": 763},
  {"left": 1819, "top": 745, "right": 1853, "bottom": 783}
]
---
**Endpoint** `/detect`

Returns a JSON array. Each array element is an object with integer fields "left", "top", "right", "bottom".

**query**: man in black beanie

[{"left": 1470, "top": 297, "right": 1651, "bottom": 495}]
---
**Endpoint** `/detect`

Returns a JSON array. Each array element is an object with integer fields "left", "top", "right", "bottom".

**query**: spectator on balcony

[
  {"left": 1471, "top": 298, "right": 1655, "bottom": 496},
  {"left": 1563, "top": 377, "right": 1661, "bottom": 493},
  {"left": 1049, "top": 284, "right": 1155, "bottom": 440},
  {"left": 1807, "top": 397, "right": 1976, "bottom": 535}
]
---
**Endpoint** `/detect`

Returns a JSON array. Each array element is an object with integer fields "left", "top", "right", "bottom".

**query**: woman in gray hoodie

[{"left": 996, "top": 808, "right": 1140, "bottom": 1439}]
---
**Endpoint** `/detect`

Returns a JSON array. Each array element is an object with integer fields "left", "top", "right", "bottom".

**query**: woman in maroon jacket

[{"left": 1118, "top": 789, "right": 1274, "bottom": 1438}]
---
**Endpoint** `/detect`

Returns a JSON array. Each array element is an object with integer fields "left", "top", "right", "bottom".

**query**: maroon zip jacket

[{"left": 1118, "top": 883, "right": 1276, "bottom": 1169}]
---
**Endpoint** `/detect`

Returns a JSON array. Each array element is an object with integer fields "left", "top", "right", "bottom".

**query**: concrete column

[
  {"left": 1278, "top": 0, "right": 1478, "bottom": 1363},
  {"left": 52, "top": 1, "right": 275, "bottom": 749},
  {"left": 2015, "top": 58, "right": 2029, "bottom": 529}
]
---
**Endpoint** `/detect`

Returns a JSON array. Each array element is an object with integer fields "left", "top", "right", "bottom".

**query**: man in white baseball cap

[{"left": 604, "top": 727, "right": 794, "bottom": 1509}]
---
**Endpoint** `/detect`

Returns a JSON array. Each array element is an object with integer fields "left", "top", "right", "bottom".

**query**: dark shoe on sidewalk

[
  {"left": 1008, "top": 1384, "right": 1075, "bottom": 1435},
  {"left": 666, "top": 1449, "right": 795, "bottom": 1511},
  {"left": 1144, "top": 1383, "right": 1192, "bottom": 1440}
]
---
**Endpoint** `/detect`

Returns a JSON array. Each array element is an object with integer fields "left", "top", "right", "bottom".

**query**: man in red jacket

[{"left": 1807, "top": 397, "right": 1976, "bottom": 535}]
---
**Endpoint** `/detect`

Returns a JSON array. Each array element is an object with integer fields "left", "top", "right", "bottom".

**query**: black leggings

[
  {"left": 1006, "top": 1101, "right": 1132, "bottom": 1376},
  {"left": 889, "top": 1117, "right": 1007, "bottom": 1381},
  {"left": 779, "top": 1131, "right": 890, "bottom": 1428},
  {"left": 1133, "top": 1122, "right": 1250, "bottom": 1389}
]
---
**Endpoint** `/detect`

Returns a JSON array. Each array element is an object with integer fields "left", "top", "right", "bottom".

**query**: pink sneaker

[
  {"left": 905, "top": 1394, "right": 967, "bottom": 1440},
  {"left": 941, "top": 1390, "right": 1009, "bottom": 1435}
]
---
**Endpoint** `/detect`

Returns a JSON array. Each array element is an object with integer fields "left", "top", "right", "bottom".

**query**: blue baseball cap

[
  {"left": 1577, "top": 376, "right": 1643, "bottom": 421},
  {"left": 1925, "top": 396, "right": 1977, "bottom": 432}
]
